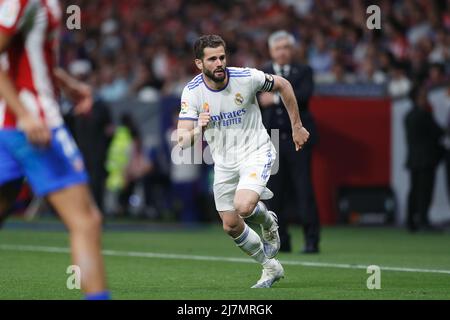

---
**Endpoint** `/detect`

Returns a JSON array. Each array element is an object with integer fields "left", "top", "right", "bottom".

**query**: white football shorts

[{"left": 213, "top": 147, "right": 276, "bottom": 212}]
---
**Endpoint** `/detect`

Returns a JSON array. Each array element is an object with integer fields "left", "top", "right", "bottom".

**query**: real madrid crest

[{"left": 235, "top": 93, "right": 244, "bottom": 106}]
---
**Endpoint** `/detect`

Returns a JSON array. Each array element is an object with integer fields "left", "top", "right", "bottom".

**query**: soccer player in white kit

[{"left": 177, "top": 35, "right": 310, "bottom": 288}]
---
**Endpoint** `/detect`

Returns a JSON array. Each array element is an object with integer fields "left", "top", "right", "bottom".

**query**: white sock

[
  {"left": 234, "top": 224, "right": 268, "bottom": 265},
  {"left": 244, "top": 202, "right": 274, "bottom": 229}
]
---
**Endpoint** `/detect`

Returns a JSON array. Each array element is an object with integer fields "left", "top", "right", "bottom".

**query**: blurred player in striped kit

[{"left": 0, "top": 0, "right": 109, "bottom": 299}]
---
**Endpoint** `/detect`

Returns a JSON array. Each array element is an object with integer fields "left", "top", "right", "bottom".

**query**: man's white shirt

[{"left": 179, "top": 67, "right": 276, "bottom": 169}]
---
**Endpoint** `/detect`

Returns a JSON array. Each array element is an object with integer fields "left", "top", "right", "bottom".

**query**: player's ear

[{"left": 194, "top": 59, "right": 203, "bottom": 71}]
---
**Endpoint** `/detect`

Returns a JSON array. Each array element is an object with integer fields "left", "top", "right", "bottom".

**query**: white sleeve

[
  {"left": 179, "top": 87, "right": 200, "bottom": 121},
  {"left": 250, "top": 68, "right": 275, "bottom": 93},
  {"left": 0, "top": 0, "right": 28, "bottom": 35}
]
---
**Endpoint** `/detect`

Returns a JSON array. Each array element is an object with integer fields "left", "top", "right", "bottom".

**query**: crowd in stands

[
  {"left": 58, "top": 0, "right": 450, "bottom": 223},
  {"left": 61, "top": 0, "right": 450, "bottom": 102}
]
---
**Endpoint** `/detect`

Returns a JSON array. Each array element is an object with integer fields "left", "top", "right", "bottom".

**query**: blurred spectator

[
  {"left": 425, "top": 63, "right": 449, "bottom": 90},
  {"left": 356, "top": 58, "right": 387, "bottom": 84},
  {"left": 260, "top": 30, "right": 320, "bottom": 254},
  {"left": 66, "top": 60, "right": 114, "bottom": 212},
  {"left": 446, "top": 86, "right": 450, "bottom": 204},
  {"left": 428, "top": 29, "right": 450, "bottom": 64},
  {"left": 407, "top": 45, "right": 429, "bottom": 85},
  {"left": 388, "top": 62, "right": 413, "bottom": 99},
  {"left": 98, "top": 66, "right": 130, "bottom": 102},
  {"left": 103, "top": 113, "right": 165, "bottom": 219},
  {"left": 119, "top": 133, "right": 155, "bottom": 218},
  {"left": 405, "top": 86, "right": 445, "bottom": 232},
  {"left": 317, "top": 61, "right": 356, "bottom": 84},
  {"left": 105, "top": 113, "right": 135, "bottom": 214},
  {"left": 430, "top": 85, "right": 450, "bottom": 210},
  {"left": 166, "top": 110, "right": 201, "bottom": 223},
  {"left": 308, "top": 32, "right": 333, "bottom": 78},
  {"left": 129, "top": 62, "right": 164, "bottom": 96}
]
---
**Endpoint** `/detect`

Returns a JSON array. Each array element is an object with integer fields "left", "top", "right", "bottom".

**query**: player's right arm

[
  {"left": 177, "top": 113, "right": 210, "bottom": 148},
  {"left": 0, "top": 0, "right": 50, "bottom": 146},
  {"left": 176, "top": 87, "right": 209, "bottom": 148}
]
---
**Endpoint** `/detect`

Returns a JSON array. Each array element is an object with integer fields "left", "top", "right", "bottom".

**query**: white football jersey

[{"left": 179, "top": 67, "right": 276, "bottom": 168}]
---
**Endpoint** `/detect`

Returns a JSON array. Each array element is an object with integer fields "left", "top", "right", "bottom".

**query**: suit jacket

[
  {"left": 405, "top": 106, "right": 445, "bottom": 169},
  {"left": 260, "top": 62, "right": 317, "bottom": 145}
]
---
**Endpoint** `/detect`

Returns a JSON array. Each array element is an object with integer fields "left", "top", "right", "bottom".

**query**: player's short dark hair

[{"left": 194, "top": 35, "right": 226, "bottom": 60}]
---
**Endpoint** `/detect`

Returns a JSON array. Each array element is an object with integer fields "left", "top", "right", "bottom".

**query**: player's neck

[{"left": 203, "top": 73, "right": 229, "bottom": 91}]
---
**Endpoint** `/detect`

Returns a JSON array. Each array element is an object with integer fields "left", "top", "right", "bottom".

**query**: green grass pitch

[{"left": 0, "top": 219, "right": 449, "bottom": 300}]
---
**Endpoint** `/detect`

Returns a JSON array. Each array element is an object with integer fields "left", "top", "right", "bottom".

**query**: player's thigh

[
  {"left": 213, "top": 167, "right": 239, "bottom": 212},
  {"left": 235, "top": 149, "right": 276, "bottom": 215},
  {"left": 47, "top": 184, "right": 102, "bottom": 230}
]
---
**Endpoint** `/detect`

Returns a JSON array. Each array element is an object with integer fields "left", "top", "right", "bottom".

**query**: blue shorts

[{"left": 0, "top": 126, "right": 88, "bottom": 197}]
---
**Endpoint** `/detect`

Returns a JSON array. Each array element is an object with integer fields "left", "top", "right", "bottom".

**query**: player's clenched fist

[
  {"left": 198, "top": 112, "right": 211, "bottom": 128},
  {"left": 292, "top": 126, "right": 310, "bottom": 152}
]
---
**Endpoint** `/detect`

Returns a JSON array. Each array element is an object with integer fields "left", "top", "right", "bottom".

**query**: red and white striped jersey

[{"left": 0, "top": 0, "right": 63, "bottom": 129}]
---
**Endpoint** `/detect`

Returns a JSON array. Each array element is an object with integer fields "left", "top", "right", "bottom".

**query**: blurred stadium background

[{"left": 1, "top": 0, "right": 450, "bottom": 300}]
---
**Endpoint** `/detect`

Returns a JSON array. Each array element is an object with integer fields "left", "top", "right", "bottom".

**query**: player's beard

[{"left": 204, "top": 67, "right": 227, "bottom": 83}]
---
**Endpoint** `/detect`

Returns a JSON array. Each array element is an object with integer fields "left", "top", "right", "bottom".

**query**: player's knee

[
  {"left": 234, "top": 201, "right": 257, "bottom": 218},
  {"left": 88, "top": 206, "right": 103, "bottom": 230},
  {"left": 72, "top": 205, "right": 103, "bottom": 233},
  {"left": 85, "top": 205, "right": 103, "bottom": 230}
]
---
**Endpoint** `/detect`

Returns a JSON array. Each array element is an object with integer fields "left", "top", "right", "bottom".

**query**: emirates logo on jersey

[
  {"left": 235, "top": 93, "right": 244, "bottom": 106},
  {"left": 210, "top": 108, "right": 247, "bottom": 127}
]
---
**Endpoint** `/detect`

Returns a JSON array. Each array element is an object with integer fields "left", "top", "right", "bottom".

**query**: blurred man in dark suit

[
  {"left": 65, "top": 61, "right": 114, "bottom": 213},
  {"left": 405, "top": 86, "right": 445, "bottom": 232},
  {"left": 259, "top": 31, "right": 320, "bottom": 253}
]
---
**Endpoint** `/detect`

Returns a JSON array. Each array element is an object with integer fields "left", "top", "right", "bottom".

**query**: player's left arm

[
  {"left": 0, "top": 31, "right": 51, "bottom": 146},
  {"left": 53, "top": 67, "right": 93, "bottom": 115},
  {"left": 271, "top": 75, "right": 310, "bottom": 151}
]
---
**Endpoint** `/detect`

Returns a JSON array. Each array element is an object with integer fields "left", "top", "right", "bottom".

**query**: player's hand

[
  {"left": 18, "top": 113, "right": 51, "bottom": 147},
  {"left": 198, "top": 112, "right": 211, "bottom": 129},
  {"left": 292, "top": 125, "right": 310, "bottom": 151},
  {"left": 72, "top": 83, "right": 93, "bottom": 115}
]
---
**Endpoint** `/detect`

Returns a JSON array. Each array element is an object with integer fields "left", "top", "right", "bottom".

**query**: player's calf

[
  {"left": 244, "top": 201, "right": 274, "bottom": 229},
  {"left": 220, "top": 211, "right": 268, "bottom": 265},
  {"left": 233, "top": 224, "right": 268, "bottom": 265},
  {"left": 221, "top": 212, "right": 245, "bottom": 238},
  {"left": 47, "top": 184, "right": 109, "bottom": 299},
  {"left": 245, "top": 202, "right": 280, "bottom": 259}
]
